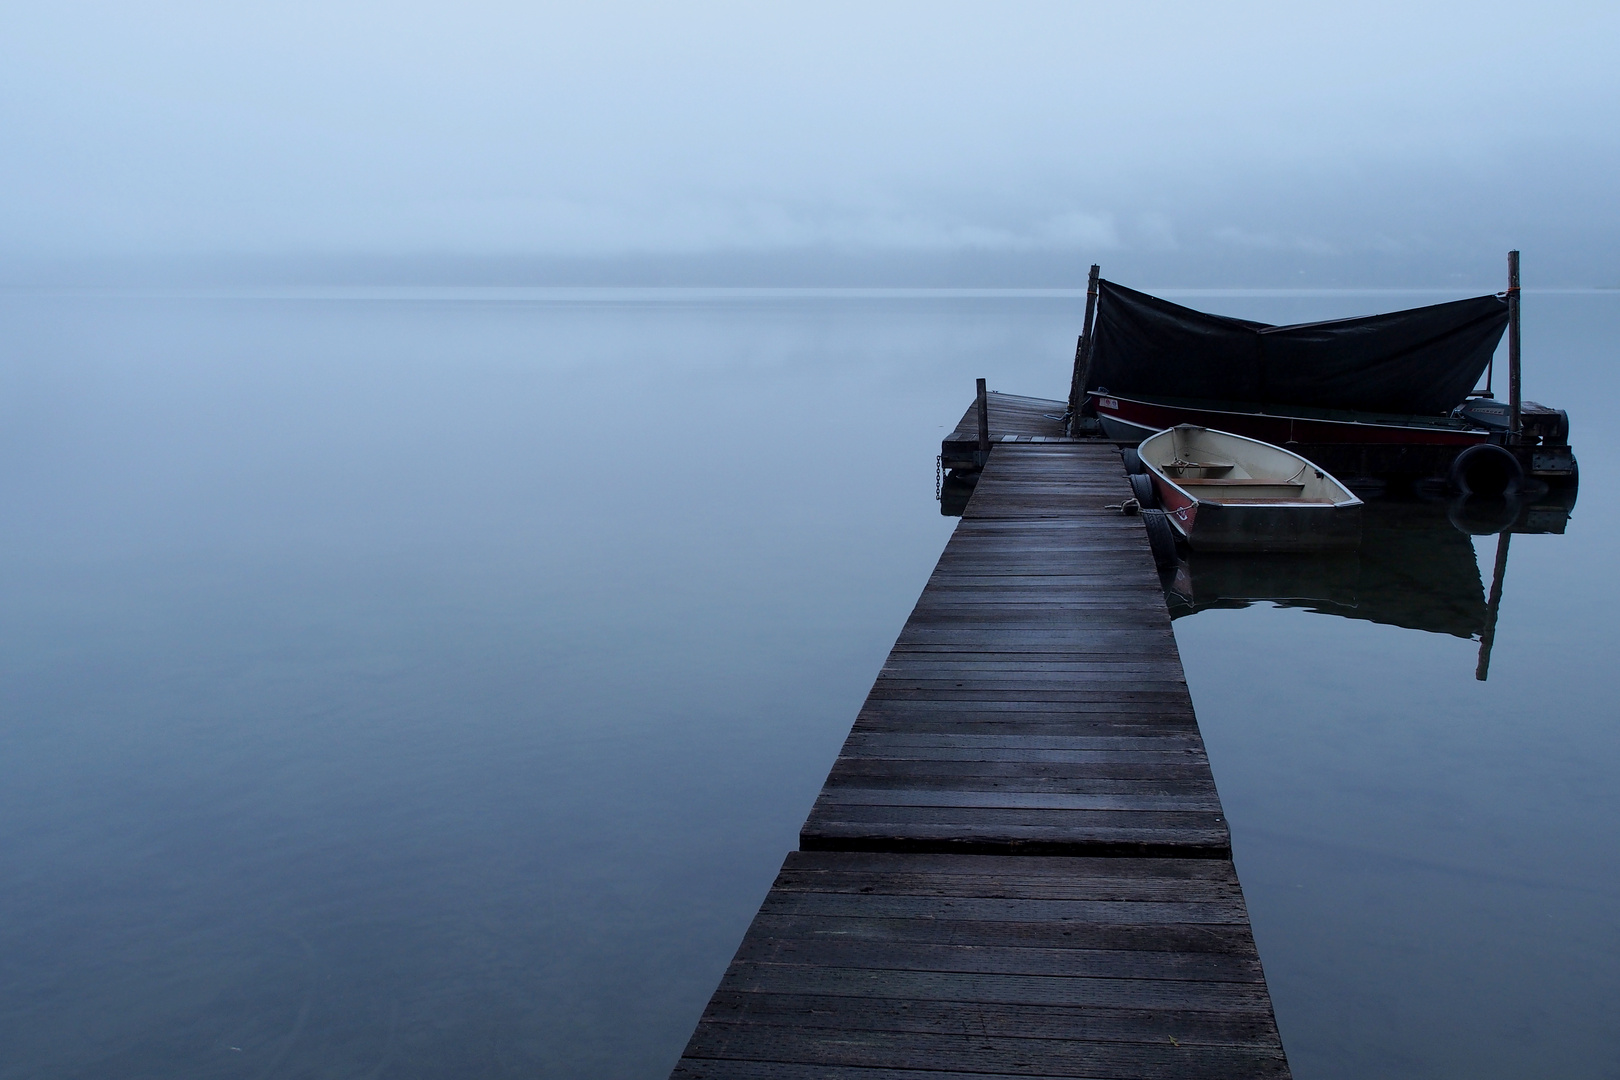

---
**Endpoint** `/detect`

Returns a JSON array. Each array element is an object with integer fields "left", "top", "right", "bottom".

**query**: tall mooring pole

[
  {"left": 1507, "top": 250, "right": 1522, "bottom": 438},
  {"left": 1065, "top": 335, "right": 1086, "bottom": 426},
  {"left": 976, "top": 377, "right": 990, "bottom": 463},
  {"left": 1066, "top": 264, "right": 1101, "bottom": 434}
]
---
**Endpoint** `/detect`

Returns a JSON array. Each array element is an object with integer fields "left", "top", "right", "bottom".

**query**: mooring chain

[{"left": 936, "top": 455, "right": 943, "bottom": 500}]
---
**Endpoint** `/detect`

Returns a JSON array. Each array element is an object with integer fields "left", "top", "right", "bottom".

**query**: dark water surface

[{"left": 1, "top": 288, "right": 1615, "bottom": 1078}]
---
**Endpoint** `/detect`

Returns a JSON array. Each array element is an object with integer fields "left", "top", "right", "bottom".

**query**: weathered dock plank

[
  {"left": 671, "top": 425, "right": 1288, "bottom": 1078},
  {"left": 674, "top": 852, "right": 1288, "bottom": 1080},
  {"left": 802, "top": 444, "right": 1224, "bottom": 859},
  {"left": 941, "top": 392, "right": 1076, "bottom": 470}
]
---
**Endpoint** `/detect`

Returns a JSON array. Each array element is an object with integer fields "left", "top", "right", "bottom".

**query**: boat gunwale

[
  {"left": 1140, "top": 426, "right": 1365, "bottom": 519},
  {"left": 1092, "top": 390, "right": 1493, "bottom": 436}
]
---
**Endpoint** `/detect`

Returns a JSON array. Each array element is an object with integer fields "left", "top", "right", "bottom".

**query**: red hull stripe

[
  {"left": 1150, "top": 476, "right": 1198, "bottom": 536},
  {"left": 1095, "top": 395, "right": 1487, "bottom": 447}
]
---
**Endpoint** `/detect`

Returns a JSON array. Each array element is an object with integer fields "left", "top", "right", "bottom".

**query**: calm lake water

[{"left": 2, "top": 287, "right": 1615, "bottom": 1079}]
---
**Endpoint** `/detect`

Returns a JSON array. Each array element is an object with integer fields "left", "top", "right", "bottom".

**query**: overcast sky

[{"left": 3, "top": 1, "right": 1616, "bottom": 284}]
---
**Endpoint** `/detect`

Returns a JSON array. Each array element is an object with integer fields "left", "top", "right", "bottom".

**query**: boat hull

[
  {"left": 1095, "top": 392, "right": 1491, "bottom": 485},
  {"left": 1157, "top": 491, "right": 1363, "bottom": 553},
  {"left": 1140, "top": 426, "right": 1363, "bottom": 553},
  {"left": 1094, "top": 392, "right": 1488, "bottom": 447}
]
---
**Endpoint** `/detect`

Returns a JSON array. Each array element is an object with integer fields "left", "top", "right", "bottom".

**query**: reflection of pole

[{"left": 1475, "top": 531, "right": 1512, "bottom": 681}]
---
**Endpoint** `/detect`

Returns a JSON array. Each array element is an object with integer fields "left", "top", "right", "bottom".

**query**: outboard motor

[{"left": 1455, "top": 397, "right": 1511, "bottom": 431}]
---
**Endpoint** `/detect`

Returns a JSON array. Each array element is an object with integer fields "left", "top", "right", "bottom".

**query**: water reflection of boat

[{"left": 1165, "top": 500, "right": 1486, "bottom": 638}]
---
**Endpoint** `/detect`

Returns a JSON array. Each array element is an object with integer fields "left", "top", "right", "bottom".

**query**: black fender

[
  {"left": 1129, "top": 472, "right": 1158, "bottom": 509},
  {"left": 1449, "top": 444, "right": 1523, "bottom": 497},
  {"left": 1141, "top": 509, "right": 1180, "bottom": 569}
]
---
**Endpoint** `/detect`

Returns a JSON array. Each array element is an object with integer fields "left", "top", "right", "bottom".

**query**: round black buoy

[
  {"left": 1129, "top": 472, "right": 1158, "bottom": 509},
  {"left": 1141, "top": 509, "right": 1180, "bottom": 569},
  {"left": 1449, "top": 444, "right": 1524, "bottom": 497}
]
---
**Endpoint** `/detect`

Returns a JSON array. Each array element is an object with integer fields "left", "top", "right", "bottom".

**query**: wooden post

[
  {"left": 1507, "top": 250, "right": 1521, "bottom": 437},
  {"left": 1065, "top": 333, "right": 1086, "bottom": 425},
  {"left": 1066, "top": 265, "right": 1102, "bottom": 433},
  {"left": 976, "top": 378, "right": 990, "bottom": 460},
  {"left": 1475, "top": 531, "right": 1511, "bottom": 681}
]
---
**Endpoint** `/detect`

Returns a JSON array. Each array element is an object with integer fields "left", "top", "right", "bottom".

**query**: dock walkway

[
  {"left": 671, "top": 425, "right": 1289, "bottom": 1077},
  {"left": 940, "top": 391, "right": 1080, "bottom": 471}
]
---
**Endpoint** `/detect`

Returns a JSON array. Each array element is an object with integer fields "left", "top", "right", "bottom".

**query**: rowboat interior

[{"left": 1148, "top": 426, "right": 1352, "bottom": 505}]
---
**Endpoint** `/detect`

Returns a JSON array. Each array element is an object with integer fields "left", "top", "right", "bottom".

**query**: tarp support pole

[
  {"left": 1507, "top": 250, "right": 1522, "bottom": 437},
  {"left": 1064, "top": 335, "right": 1085, "bottom": 424},
  {"left": 976, "top": 377, "right": 990, "bottom": 461},
  {"left": 1066, "top": 264, "right": 1101, "bottom": 434}
]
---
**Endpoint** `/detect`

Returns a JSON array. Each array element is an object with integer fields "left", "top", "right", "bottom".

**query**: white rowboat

[{"left": 1139, "top": 425, "right": 1363, "bottom": 552}]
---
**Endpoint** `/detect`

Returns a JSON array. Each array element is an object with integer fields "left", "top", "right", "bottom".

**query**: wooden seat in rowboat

[
  {"left": 1177, "top": 478, "right": 1306, "bottom": 489},
  {"left": 1163, "top": 458, "right": 1237, "bottom": 478},
  {"left": 1199, "top": 496, "right": 1337, "bottom": 504}
]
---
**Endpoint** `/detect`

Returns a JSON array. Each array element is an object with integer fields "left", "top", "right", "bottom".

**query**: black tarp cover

[{"left": 1087, "top": 280, "right": 1508, "bottom": 416}]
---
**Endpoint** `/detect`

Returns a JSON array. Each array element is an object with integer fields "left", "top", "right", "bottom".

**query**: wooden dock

[
  {"left": 940, "top": 391, "right": 1078, "bottom": 471},
  {"left": 671, "top": 404, "right": 1289, "bottom": 1078}
]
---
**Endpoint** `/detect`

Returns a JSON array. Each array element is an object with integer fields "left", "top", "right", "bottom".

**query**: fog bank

[{"left": 3, "top": 2, "right": 1615, "bottom": 286}]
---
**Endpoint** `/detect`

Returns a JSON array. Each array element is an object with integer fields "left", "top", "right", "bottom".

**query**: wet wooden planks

[
  {"left": 803, "top": 444, "right": 1226, "bottom": 858},
  {"left": 671, "top": 439, "right": 1288, "bottom": 1078},
  {"left": 941, "top": 391, "right": 1077, "bottom": 469},
  {"left": 673, "top": 852, "right": 1289, "bottom": 1080}
]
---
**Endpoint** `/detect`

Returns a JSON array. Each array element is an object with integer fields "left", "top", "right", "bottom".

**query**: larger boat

[{"left": 1073, "top": 274, "right": 1576, "bottom": 489}]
